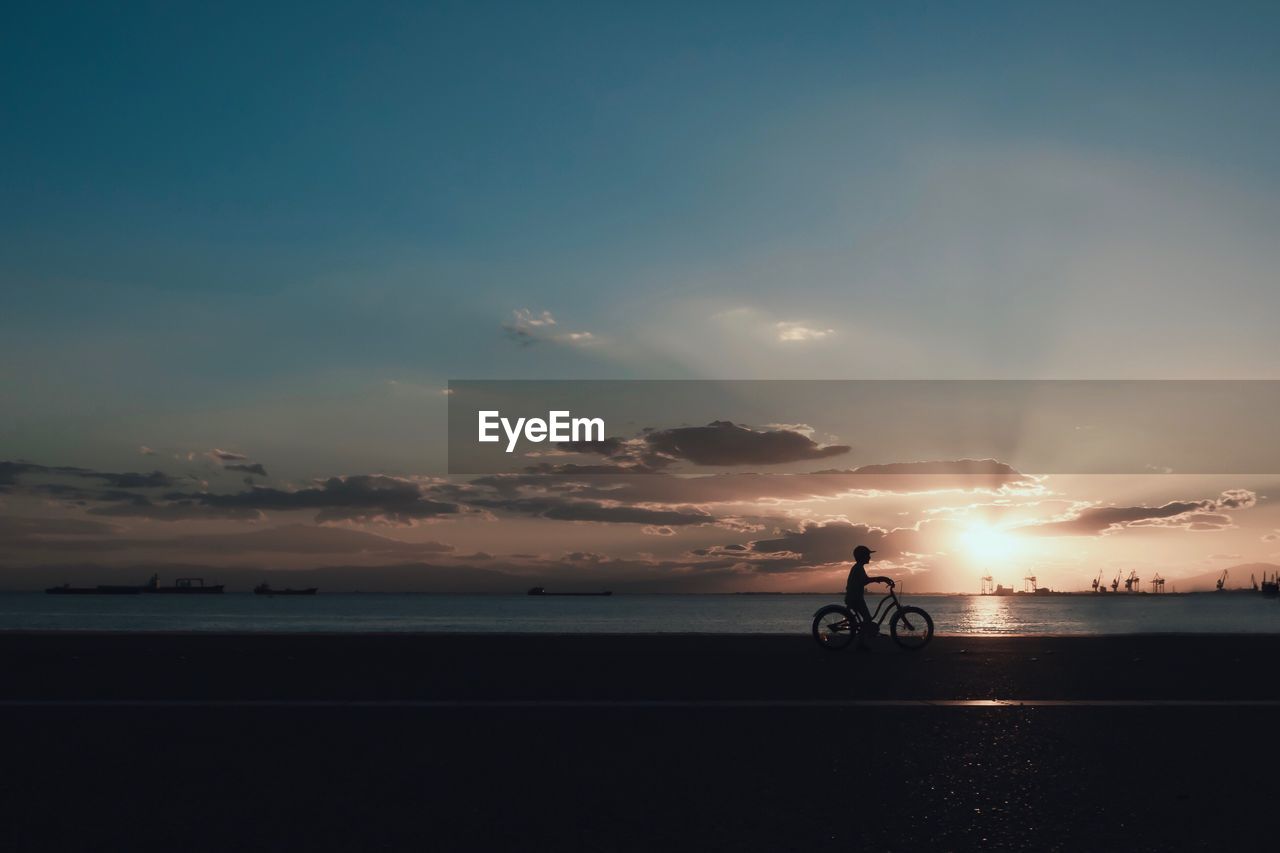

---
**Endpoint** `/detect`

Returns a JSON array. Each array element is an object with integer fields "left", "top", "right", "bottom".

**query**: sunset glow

[{"left": 957, "top": 523, "right": 1023, "bottom": 565}]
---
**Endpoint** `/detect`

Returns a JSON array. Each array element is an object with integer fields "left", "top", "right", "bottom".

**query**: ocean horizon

[{"left": 6, "top": 591, "right": 1280, "bottom": 635}]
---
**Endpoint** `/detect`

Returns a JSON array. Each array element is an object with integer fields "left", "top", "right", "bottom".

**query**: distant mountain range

[{"left": 1174, "top": 563, "right": 1280, "bottom": 592}]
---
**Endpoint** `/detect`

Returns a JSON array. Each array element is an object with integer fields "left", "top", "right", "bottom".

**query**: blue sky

[
  {"left": 3, "top": 2, "right": 1280, "bottom": 590},
  {"left": 10, "top": 4, "right": 1280, "bottom": 422}
]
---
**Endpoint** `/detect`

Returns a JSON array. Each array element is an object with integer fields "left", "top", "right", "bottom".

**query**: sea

[{"left": 2, "top": 591, "right": 1280, "bottom": 634}]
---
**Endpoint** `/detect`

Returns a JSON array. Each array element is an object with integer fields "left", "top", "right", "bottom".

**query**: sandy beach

[{"left": 2, "top": 632, "right": 1277, "bottom": 851}]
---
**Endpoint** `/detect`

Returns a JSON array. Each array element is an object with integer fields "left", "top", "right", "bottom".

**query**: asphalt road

[{"left": 1, "top": 633, "right": 1274, "bottom": 852}]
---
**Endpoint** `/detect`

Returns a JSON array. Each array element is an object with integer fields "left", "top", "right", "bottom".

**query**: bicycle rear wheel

[
  {"left": 889, "top": 606, "right": 934, "bottom": 650},
  {"left": 812, "top": 604, "right": 858, "bottom": 650}
]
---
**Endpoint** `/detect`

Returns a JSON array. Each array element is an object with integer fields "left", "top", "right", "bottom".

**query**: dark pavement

[{"left": 1, "top": 633, "right": 1274, "bottom": 851}]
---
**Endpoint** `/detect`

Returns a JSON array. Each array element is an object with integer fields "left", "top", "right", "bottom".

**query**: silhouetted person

[{"left": 846, "top": 545, "right": 894, "bottom": 646}]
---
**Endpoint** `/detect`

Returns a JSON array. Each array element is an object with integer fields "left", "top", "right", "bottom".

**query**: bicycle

[{"left": 811, "top": 582, "right": 934, "bottom": 651}]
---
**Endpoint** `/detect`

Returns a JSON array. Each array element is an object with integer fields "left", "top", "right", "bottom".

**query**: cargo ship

[
  {"left": 46, "top": 583, "right": 144, "bottom": 595},
  {"left": 146, "top": 575, "right": 224, "bottom": 594},
  {"left": 527, "top": 586, "right": 613, "bottom": 596},
  {"left": 46, "top": 574, "right": 224, "bottom": 594}
]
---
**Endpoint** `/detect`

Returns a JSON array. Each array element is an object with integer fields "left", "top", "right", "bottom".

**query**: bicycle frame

[
  {"left": 866, "top": 588, "right": 902, "bottom": 627},
  {"left": 813, "top": 583, "right": 908, "bottom": 629}
]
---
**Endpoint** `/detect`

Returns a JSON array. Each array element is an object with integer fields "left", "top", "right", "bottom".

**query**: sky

[{"left": 3, "top": 1, "right": 1280, "bottom": 592}]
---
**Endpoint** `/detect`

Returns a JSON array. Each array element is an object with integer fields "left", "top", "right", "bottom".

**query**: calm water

[{"left": 2, "top": 592, "right": 1279, "bottom": 634}]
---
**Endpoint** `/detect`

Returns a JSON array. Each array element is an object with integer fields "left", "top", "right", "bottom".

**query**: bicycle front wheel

[
  {"left": 812, "top": 604, "right": 858, "bottom": 650},
  {"left": 890, "top": 606, "right": 934, "bottom": 650}
]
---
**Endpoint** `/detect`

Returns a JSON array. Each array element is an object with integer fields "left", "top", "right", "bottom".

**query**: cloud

[
  {"left": 0, "top": 519, "right": 460, "bottom": 557},
  {"left": 87, "top": 470, "right": 178, "bottom": 489},
  {"left": 502, "top": 309, "right": 596, "bottom": 347},
  {"left": 512, "top": 458, "right": 1031, "bottom": 506},
  {"left": 468, "top": 494, "right": 716, "bottom": 527},
  {"left": 3, "top": 460, "right": 457, "bottom": 526},
  {"left": 642, "top": 421, "right": 850, "bottom": 466},
  {"left": 745, "top": 520, "right": 919, "bottom": 564},
  {"left": 775, "top": 322, "right": 834, "bottom": 342},
  {"left": 139, "top": 446, "right": 158, "bottom": 456},
  {"left": 687, "top": 519, "right": 942, "bottom": 575},
  {"left": 0, "top": 461, "right": 178, "bottom": 490},
  {"left": 209, "top": 449, "right": 248, "bottom": 462},
  {"left": 151, "top": 525, "right": 454, "bottom": 556},
  {"left": 550, "top": 421, "right": 851, "bottom": 470},
  {"left": 1216, "top": 489, "right": 1258, "bottom": 510},
  {"left": 1024, "top": 490, "right": 1257, "bottom": 536},
  {"left": 167, "top": 475, "right": 463, "bottom": 525}
]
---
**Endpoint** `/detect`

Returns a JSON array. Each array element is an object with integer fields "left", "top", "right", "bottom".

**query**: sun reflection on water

[{"left": 960, "top": 594, "right": 1018, "bottom": 634}]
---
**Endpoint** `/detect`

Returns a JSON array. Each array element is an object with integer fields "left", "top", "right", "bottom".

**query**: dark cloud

[
  {"left": 163, "top": 524, "right": 455, "bottom": 556},
  {"left": 1026, "top": 491, "right": 1256, "bottom": 536},
  {"left": 0, "top": 462, "right": 50, "bottom": 486},
  {"left": 469, "top": 495, "right": 714, "bottom": 527},
  {"left": 4, "top": 461, "right": 458, "bottom": 525},
  {"left": 488, "top": 458, "right": 1032, "bottom": 507},
  {"left": 746, "top": 521, "right": 918, "bottom": 564},
  {"left": 0, "top": 513, "right": 464, "bottom": 565},
  {"left": 1, "top": 461, "right": 178, "bottom": 490},
  {"left": 86, "top": 470, "right": 177, "bottom": 489},
  {"left": 840, "top": 459, "right": 1024, "bottom": 480},
  {"left": 642, "top": 421, "right": 850, "bottom": 466},
  {"left": 548, "top": 421, "right": 852, "bottom": 470},
  {"left": 168, "top": 475, "right": 462, "bottom": 525}
]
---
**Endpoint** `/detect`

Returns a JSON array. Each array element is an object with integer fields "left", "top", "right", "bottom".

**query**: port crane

[
  {"left": 980, "top": 574, "right": 995, "bottom": 595},
  {"left": 1124, "top": 570, "right": 1140, "bottom": 592},
  {"left": 1023, "top": 573, "right": 1037, "bottom": 593},
  {"left": 1216, "top": 569, "right": 1228, "bottom": 591},
  {"left": 1251, "top": 573, "right": 1258, "bottom": 592},
  {"left": 1111, "top": 569, "right": 1122, "bottom": 592},
  {"left": 1091, "top": 570, "right": 1104, "bottom": 592},
  {"left": 1150, "top": 574, "right": 1165, "bottom": 594}
]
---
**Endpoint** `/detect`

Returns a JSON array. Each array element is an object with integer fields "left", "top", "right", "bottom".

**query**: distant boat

[
  {"left": 46, "top": 583, "right": 143, "bottom": 595},
  {"left": 254, "top": 583, "right": 318, "bottom": 596},
  {"left": 145, "top": 575, "right": 224, "bottom": 594},
  {"left": 527, "top": 586, "right": 613, "bottom": 597}
]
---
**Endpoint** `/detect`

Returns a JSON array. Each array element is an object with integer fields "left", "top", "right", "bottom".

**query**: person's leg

[
  {"left": 848, "top": 593, "right": 871, "bottom": 624},
  {"left": 845, "top": 591, "right": 873, "bottom": 647}
]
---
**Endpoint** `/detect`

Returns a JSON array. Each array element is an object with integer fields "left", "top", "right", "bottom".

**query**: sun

[{"left": 957, "top": 523, "right": 1022, "bottom": 564}]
